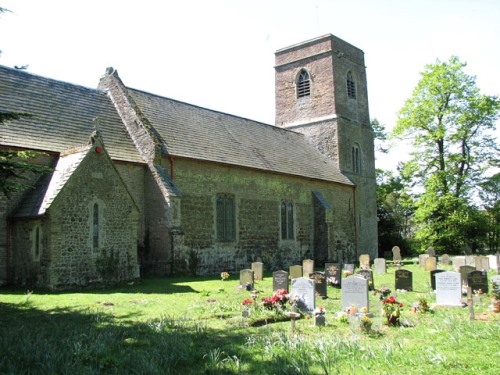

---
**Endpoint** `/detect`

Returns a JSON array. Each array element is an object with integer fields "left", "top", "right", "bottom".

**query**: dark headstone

[
  {"left": 273, "top": 270, "right": 289, "bottom": 292},
  {"left": 325, "top": 263, "right": 341, "bottom": 287},
  {"left": 430, "top": 269, "right": 446, "bottom": 290},
  {"left": 356, "top": 269, "right": 375, "bottom": 291},
  {"left": 467, "top": 270, "right": 489, "bottom": 294},
  {"left": 459, "top": 265, "right": 475, "bottom": 285},
  {"left": 309, "top": 271, "right": 327, "bottom": 299},
  {"left": 426, "top": 246, "right": 435, "bottom": 257},
  {"left": 395, "top": 269, "right": 413, "bottom": 291}
]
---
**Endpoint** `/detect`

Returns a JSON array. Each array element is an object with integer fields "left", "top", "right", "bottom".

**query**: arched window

[
  {"left": 352, "top": 144, "right": 361, "bottom": 174},
  {"left": 347, "top": 72, "right": 356, "bottom": 99},
  {"left": 216, "top": 193, "right": 236, "bottom": 242},
  {"left": 280, "top": 200, "right": 295, "bottom": 240},
  {"left": 32, "top": 224, "right": 42, "bottom": 261},
  {"left": 297, "top": 69, "right": 311, "bottom": 98},
  {"left": 92, "top": 202, "right": 100, "bottom": 251}
]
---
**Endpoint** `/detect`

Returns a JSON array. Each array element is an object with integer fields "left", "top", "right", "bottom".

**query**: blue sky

[{"left": 1, "top": 0, "right": 499, "bottom": 170}]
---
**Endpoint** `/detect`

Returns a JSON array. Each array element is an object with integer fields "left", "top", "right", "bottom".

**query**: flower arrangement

[
  {"left": 220, "top": 271, "right": 230, "bottom": 281},
  {"left": 382, "top": 295, "right": 403, "bottom": 326},
  {"left": 342, "top": 270, "right": 353, "bottom": 278},
  {"left": 313, "top": 306, "right": 326, "bottom": 316},
  {"left": 344, "top": 304, "right": 358, "bottom": 314},
  {"left": 289, "top": 293, "right": 305, "bottom": 312},
  {"left": 373, "top": 287, "right": 391, "bottom": 300},
  {"left": 261, "top": 289, "right": 289, "bottom": 310},
  {"left": 359, "top": 315, "right": 373, "bottom": 333},
  {"left": 242, "top": 299, "right": 253, "bottom": 306}
]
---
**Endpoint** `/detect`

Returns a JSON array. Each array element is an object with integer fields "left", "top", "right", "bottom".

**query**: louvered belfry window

[
  {"left": 347, "top": 72, "right": 356, "bottom": 99},
  {"left": 297, "top": 69, "right": 311, "bottom": 98}
]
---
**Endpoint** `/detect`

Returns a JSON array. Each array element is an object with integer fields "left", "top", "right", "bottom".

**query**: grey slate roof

[
  {"left": 127, "top": 88, "right": 353, "bottom": 185},
  {"left": 0, "top": 65, "right": 144, "bottom": 164}
]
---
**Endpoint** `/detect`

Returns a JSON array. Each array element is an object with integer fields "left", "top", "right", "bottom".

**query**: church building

[{"left": 0, "top": 34, "right": 377, "bottom": 289}]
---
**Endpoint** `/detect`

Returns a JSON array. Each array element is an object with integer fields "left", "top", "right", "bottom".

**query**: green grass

[{"left": 1, "top": 264, "right": 499, "bottom": 374}]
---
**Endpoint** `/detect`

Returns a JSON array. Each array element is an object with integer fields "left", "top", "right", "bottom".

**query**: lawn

[{"left": 1, "top": 263, "right": 499, "bottom": 374}]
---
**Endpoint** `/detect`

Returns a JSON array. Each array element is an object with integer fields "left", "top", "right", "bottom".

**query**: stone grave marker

[
  {"left": 467, "top": 270, "right": 489, "bottom": 294},
  {"left": 395, "top": 269, "right": 413, "bottom": 291},
  {"left": 240, "top": 269, "right": 254, "bottom": 289},
  {"left": 289, "top": 265, "right": 303, "bottom": 280},
  {"left": 356, "top": 269, "right": 375, "bottom": 290},
  {"left": 374, "top": 258, "right": 386, "bottom": 274},
  {"left": 309, "top": 271, "right": 327, "bottom": 299},
  {"left": 491, "top": 275, "right": 500, "bottom": 293},
  {"left": 302, "top": 259, "right": 314, "bottom": 276},
  {"left": 251, "top": 262, "right": 264, "bottom": 281},
  {"left": 487, "top": 254, "right": 499, "bottom": 270},
  {"left": 419, "top": 254, "right": 429, "bottom": 267},
  {"left": 474, "top": 256, "right": 489, "bottom": 272},
  {"left": 424, "top": 257, "right": 437, "bottom": 271},
  {"left": 430, "top": 269, "right": 446, "bottom": 290},
  {"left": 439, "top": 254, "right": 450, "bottom": 266},
  {"left": 325, "top": 263, "right": 341, "bottom": 287},
  {"left": 426, "top": 246, "right": 436, "bottom": 257},
  {"left": 342, "top": 275, "right": 369, "bottom": 312},
  {"left": 359, "top": 254, "right": 370, "bottom": 269},
  {"left": 392, "top": 246, "right": 402, "bottom": 263},
  {"left": 459, "top": 265, "right": 475, "bottom": 285},
  {"left": 273, "top": 270, "right": 289, "bottom": 292},
  {"left": 344, "top": 263, "right": 355, "bottom": 274},
  {"left": 435, "top": 271, "right": 462, "bottom": 306},
  {"left": 465, "top": 255, "right": 474, "bottom": 265},
  {"left": 453, "top": 256, "right": 466, "bottom": 271},
  {"left": 290, "top": 277, "right": 315, "bottom": 312}
]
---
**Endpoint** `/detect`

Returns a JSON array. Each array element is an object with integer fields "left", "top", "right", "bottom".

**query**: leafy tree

[
  {"left": 480, "top": 173, "right": 500, "bottom": 252},
  {"left": 392, "top": 56, "right": 500, "bottom": 253}
]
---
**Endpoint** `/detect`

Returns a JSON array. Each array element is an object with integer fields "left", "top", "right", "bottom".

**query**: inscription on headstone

[
  {"left": 342, "top": 276, "right": 369, "bottom": 312},
  {"left": 356, "top": 269, "right": 375, "bottom": 291},
  {"left": 273, "top": 270, "right": 289, "bottom": 292},
  {"left": 302, "top": 259, "right": 314, "bottom": 276},
  {"left": 374, "top": 258, "right": 386, "bottom": 274},
  {"left": 240, "top": 269, "right": 254, "bottom": 289},
  {"left": 395, "top": 269, "right": 413, "bottom": 291},
  {"left": 467, "top": 270, "right": 489, "bottom": 294},
  {"left": 435, "top": 271, "right": 462, "bottom": 306},
  {"left": 291, "top": 277, "right": 315, "bottom": 312},
  {"left": 309, "top": 271, "right": 327, "bottom": 299},
  {"left": 251, "top": 262, "right": 264, "bottom": 281},
  {"left": 325, "top": 263, "right": 341, "bottom": 287},
  {"left": 289, "top": 265, "right": 303, "bottom": 280},
  {"left": 430, "top": 269, "right": 446, "bottom": 290}
]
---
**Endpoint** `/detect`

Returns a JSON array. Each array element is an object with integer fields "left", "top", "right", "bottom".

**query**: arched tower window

[
  {"left": 352, "top": 143, "right": 361, "bottom": 174},
  {"left": 297, "top": 69, "right": 311, "bottom": 98},
  {"left": 347, "top": 71, "right": 356, "bottom": 99}
]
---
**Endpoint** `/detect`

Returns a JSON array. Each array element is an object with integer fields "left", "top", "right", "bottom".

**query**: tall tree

[
  {"left": 480, "top": 173, "right": 500, "bottom": 252},
  {"left": 392, "top": 56, "right": 500, "bottom": 253}
]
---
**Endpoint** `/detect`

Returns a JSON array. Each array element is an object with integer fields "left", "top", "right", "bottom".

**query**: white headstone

[
  {"left": 374, "top": 258, "right": 386, "bottom": 274},
  {"left": 341, "top": 275, "right": 369, "bottom": 312},
  {"left": 435, "top": 271, "right": 462, "bottom": 306},
  {"left": 302, "top": 259, "right": 314, "bottom": 276},
  {"left": 452, "top": 256, "right": 466, "bottom": 271},
  {"left": 487, "top": 254, "right": 499, "bottom": 270},
  {"left": 291, "top": 277, "right": 315, "bottom": 312}
]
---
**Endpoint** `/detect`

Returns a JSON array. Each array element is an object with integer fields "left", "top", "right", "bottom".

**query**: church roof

[
  {"left": 127, "top": 88, "right": 353, "bottom": 185},
  {"left": 0, "top": 66, "right": 144, "bottom": 164}
]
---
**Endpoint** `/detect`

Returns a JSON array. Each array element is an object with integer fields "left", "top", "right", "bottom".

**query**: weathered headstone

[
  {"left": 392, "top": 246, "right": 402, "bottom": 263},
  {"left": 356, "top": 269, "right": 375, "bottom": 290},
  {"left": 424, "top": 257, "right": 437, "bottom": 271},
  {"left": 467, "top": 270, "right": 489, "bottom": 294},
  {"left": 342, "top": 275, "right": 369, "bottom": 312},
  {"left": 459, "top": 265, "right": 475, "bottom": 285},
  {"left": 309, "top": 271, "right": 327, "bottom": 299},
  {"left": 251, "top": 262, "right": 264, "bottom": 281},
  {"left": 439, "top": 254, "right": 450, "bottom": 266},
  {"left": 465, "top": 255, "right": 474, "bottom": 265},
  {"left": 273, "top": 270, "right": 289, "bottom": 292},
  {"left": 474, "top": 256, "right": 489, "bottom": 272},
  {"left": 453, "top": 256, "right": 466, "bottom": 271},
  {"left": 374, "top": 258, "right": 386, "bottom": 274},
  {"left": 435, "top": 271, "right": 462, "bottom": 306},
  {"left": 426, "top": 247, "right": 436, "bottom": 257},
  {"left": 419, "top": 254, "right": 429, "bottom": 267},
  {"left": 487, "top": 254, "right": 499, "bottom": 270},
  {"left": 290, "top": 277, "right": 315, "bottom": 312},
  {"left": 289, "top": 265, "right": 303, "bottom": 280},
  {"left": 344, "top": 263, "right": 355, "bottom": 274},
  {"left": 240, "top": 269, "right": 254, "bottom": 289},
  {"left": 395, "top": 269, "right": 413, "bottom": 291},
  {"left": 302, "top": 259, "right": 314, "bottom": 276},
  {"left": 325, "top": 263, "right": 341, "bottom": 287},
  {"left": 491, "top": 275, "right": 500, "bottom": 292},
  {"left": 359, "top": 254, "right": 370, "bottom": 269},
  {"left": 430, "top": 269, "right": 446, "bottom": 290}
]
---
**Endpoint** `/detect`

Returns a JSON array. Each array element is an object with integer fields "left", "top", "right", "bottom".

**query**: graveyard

[{"left": 1, "top": 256, "right": 499, "bottom": 374}]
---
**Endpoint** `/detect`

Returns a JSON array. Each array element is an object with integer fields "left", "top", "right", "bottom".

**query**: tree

[
  {"left": 392, "top": 56, "right": 500, "bottom": 253},
  {"left": 480, "top": 173, "right": 500, "bottom": 252}
]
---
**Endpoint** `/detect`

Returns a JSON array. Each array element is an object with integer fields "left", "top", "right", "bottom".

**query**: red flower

[
  {"left": 242, "top": 299, "right": 253, "bottom": 305},
  {"left": 399, "top": 303, "right": 404, "bottom": 307}
]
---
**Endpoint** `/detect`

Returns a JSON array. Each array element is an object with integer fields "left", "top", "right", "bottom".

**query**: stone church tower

[{"left": 275, "top": 34, "right": 378, "bottom": 260}]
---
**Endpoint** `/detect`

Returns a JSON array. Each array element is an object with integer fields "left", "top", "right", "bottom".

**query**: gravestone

[
  {"left": 430, "top": 269, "right": 446, "bottom": 290},
  {"left": 426, "top": 247, "right": 436, "bottom": 257},
  {"left": 453, "top": 256, "right": 466, "bottom": 271},
  {"left": 309, "top": 271, "right": 327, "bottom": 299},
  {"left": 374, "top": 258, "right": 386, "bottom": 274},
  {"left": 342, "top": 275, "right": 369, "bottom": 312},
  {"left": 356, "top": 269, "right": 375, "bottom": 290},
  {"left": 439, "top": 254, "right": 450, "bottom": 266},
  {"left": 289, "top": 265, "right": 303, "bottom": 280},
  {"left": 459, "top": 265, "right": 475, "bottom": 285},
  {"left": 467, "top": 270, "right": 489, "bottom": 294},
  {"left": 290, "top": 277, "right": 315, "bottom": 312},
  {"left": 344, "top": 263, "right": 355, "bottom": 274},
  {"left": 302, "top": 259, "right": 314, "bottom": 276},
  {"left": 474, "top": 256, "right": 489, "bottom": 272},
  {"left": 424, "top": 257, "right": 437, "bottom": 271},
  {"left": 435, "top": 271, "right": 462, "bottom": 306},
  {"left": 392, "top": 246, "right": 402, "bottom": 263},
  {"left": 465, "top": 255, "right": 474, "bottom": 265},
  {"left": 240, "top": 269, "right": 254, "bottom": 289},
  {"left": 251, "top": 262, "right": 264, "bottom": 281},
  {"left": 491, "top": 275, "right": 500, "bottom": 293},
  {"left": 325, "top": 263, "right": 341, "bottom": 287},
  {"left": 487, "top": 254, "right": 499, "bottom": 270},
  {"left": 359, "top": 254, "right": 370, "bottom": 269},
  {"left": 395, "top": 269, "right": 413, "bottom": 291},
  {"left": 419, "top": 254, "right": 429, "bottom": 267},
  {"left": 273, "top": 270, "right": 289, "bottom": 292}
]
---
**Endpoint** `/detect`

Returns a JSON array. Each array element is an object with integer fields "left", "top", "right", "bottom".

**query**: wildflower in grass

[{"left": 220, "top": 271, "right": 230, "bottom": 281}]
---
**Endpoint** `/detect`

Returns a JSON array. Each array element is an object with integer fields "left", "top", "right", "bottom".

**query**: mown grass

[{"left": 1, "top": 264, "right": 499, "bottom": 374}]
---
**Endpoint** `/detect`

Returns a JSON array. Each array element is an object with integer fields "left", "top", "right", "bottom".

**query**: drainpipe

[{"left": 352, "top": 185, "right": 358, "bottom": 261}]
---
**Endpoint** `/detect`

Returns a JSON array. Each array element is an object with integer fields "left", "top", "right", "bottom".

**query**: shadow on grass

[{"left": 0, "top": 301, "right": 292, "bottom": 374}]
